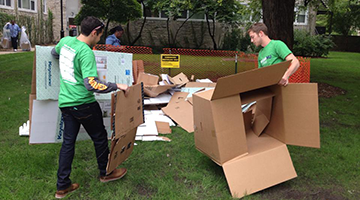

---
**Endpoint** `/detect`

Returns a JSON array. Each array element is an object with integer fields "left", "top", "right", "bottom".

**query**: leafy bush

[
  {"left": 293, "top": 30, "right": 335, "bottom": 57},
  {"left": 221, "top": 27, "right": 253, "bottom": 52}
]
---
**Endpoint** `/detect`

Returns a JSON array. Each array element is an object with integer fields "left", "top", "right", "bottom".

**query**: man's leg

[
  {"left": 57, "top": 108, "right": 81, "bottom": 190},
  {"left": 79, "top": 102, "right": 109, "bottom": 177},
  {"left": 11, "top": 37, "right": 17, "bottom": 51}
]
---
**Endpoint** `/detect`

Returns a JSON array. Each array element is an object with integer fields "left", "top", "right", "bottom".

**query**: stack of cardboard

[
  {"left": 28, "top": 46, "right": 134, "bottom": 144},
  {"left": 192, "top": 61, "right": 320, "bottom": 198}
]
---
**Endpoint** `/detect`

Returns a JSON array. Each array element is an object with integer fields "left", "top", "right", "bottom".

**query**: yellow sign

[{"left": 161, "top": 54, "right": 180, "bottom": 68}]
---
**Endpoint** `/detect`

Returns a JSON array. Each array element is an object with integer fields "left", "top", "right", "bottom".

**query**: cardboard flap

[
  {"left": 169, "top": 72, "right": 189, "bottom": 86},
  {"left": 240, "top": 87, "right": 275, "bottom": 105},
  {"left": 138, "top": 72, "right": 159, "bottom": 85},
  {"left": 143, "top": 85, "right": 174, "bottom": 97},
  {"left": 162, "top": 92, "right": 194, "bottom": 133},
  {"left": 185, "top": 82, "right": 216, "bottom": 88},
  {"left": 106, "top": 127, "right": 137, "bottom": 174},
  {"left": 211, "top": 60, "right": 290, "bottom": 100},
  {"left": 252, "top": 97, "right": 273, "bottom": 136},
  {"left": 222, "top": 133, "right": 297, "bottom": 198},
  {"left": 266, "top": 84, "right": 320, "bottom": 148},
  {"left": 114, "top": 83, "right": 144, "bottom": 138},
  {"left": 155, "top": 121, "right": 172, "bottom": 134}
]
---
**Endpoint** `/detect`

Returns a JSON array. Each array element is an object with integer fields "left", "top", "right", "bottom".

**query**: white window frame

[
  {"left": 42, "top": 0, "right": 46, "bottom": 14},
  {"left": 18, "top": 0, "right": 37, "bottom": 13},
  {"left": 0, "top": 0, "right": 14, "bottom": 9},
  {"left": 294, "top": 7, "right": 308, "bottom": 25},
  {"left": 142, "top": 4, "right": 208, "bottom": 22}
]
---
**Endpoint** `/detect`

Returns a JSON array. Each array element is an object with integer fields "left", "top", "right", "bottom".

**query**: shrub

[
  {"left": 293, "top": 30, "right": 335, "bottom": 57},
  {"left": 221, "top": 27, "right": 254, "bottom": 52}
]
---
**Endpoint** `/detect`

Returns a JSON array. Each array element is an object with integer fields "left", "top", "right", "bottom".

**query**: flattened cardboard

[
  {"left": 265, "top": 84, "right": 320, "bottom": 148},
  {"left": 132, "top": 60, "right": 144, "bottom": 84},
  {"left": 211, "top": 60, "right": 290, "bottom": 100},
  {"left": 143, "top": 85, "right": 174, "bottom": 98},
  {"left": 252, "top": 97, "right": 273, "bottom": 136},
  {"left": 155, "top": 121, "right": 172, "bottom": 134},
  {"left": 169, "top": 72, "right": 189, "bottom": 87},
  {"left": 138, "top": 72, "right": 174, "bottom": 97},
  {"left": 107, "top": 127, "right": 137, "bottom": 174},
  {"left": 185, "top": 82, "right": 216, "bottom": 88},
  {"left": 138, "top": 72, "right": 159, "bottom": 85},
  {"left": 162, "top": 92, "right": 194, "bottom": 133},
  {"left": 113, "top": 83, "right": 144, "bottom": 138},
  {"left": 223, "top": 133, "right": 297, "bottom": 199}
]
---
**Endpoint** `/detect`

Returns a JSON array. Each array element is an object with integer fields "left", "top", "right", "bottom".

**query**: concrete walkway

[{"left": 0, "top": 47, "right": 36, "bottom": 55}]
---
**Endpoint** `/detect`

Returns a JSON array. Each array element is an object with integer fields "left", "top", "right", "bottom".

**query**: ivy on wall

[{"left": 0, "top": 10, "right": 54, "bottom": 47}]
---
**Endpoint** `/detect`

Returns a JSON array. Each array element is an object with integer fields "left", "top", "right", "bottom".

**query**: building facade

[{"left": 0, "top": 0, "right": 316, "bottom": 49}]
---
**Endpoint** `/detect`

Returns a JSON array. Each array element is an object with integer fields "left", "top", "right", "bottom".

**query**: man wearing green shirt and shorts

[
  {"left": 52, "top": 16, "right": 129, "bottom": 198},
  {"left": 248, "top": 23, "right": 300, "bottom": 86}
]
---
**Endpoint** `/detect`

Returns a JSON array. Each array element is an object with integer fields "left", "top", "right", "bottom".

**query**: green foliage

[
  {"left": 221, "top": 27, "right": 252, "bottom": 52},
  {"left": 293, "top": 30, "right": 335, "bottom": 57},
  {"left": 0, "top": 12, "right": 13, "bottom": 29}
]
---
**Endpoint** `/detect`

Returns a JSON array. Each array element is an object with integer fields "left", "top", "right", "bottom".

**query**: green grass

[{"left": 0, "top": 51, "right": 359, "bottom": 199}]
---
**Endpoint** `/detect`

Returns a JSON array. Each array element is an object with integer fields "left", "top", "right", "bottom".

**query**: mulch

[{"left": 317, "top": 82, "right": 346, "bottom": 98}]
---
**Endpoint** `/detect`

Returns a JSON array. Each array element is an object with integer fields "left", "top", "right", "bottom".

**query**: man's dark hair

[
  {"left": 109, "top": 25, "right": 123, "bottom": 35},
  {"left": 248, "top": 23, "right": 268, "bottom": 36},
  {"left": 80, "top": 16, "right": 104, "bottom": 36}
]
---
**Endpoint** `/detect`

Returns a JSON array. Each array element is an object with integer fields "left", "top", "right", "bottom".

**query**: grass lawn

[{"left": 0, "top": 51, "right": 359, "bottom": 199}]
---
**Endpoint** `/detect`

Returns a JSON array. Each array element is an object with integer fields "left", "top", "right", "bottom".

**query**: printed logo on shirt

[
  {"left": 260, "top": 55, "right": 272, "bottom": 65},
  {"left": 59, "top": 44, "right": 77, "bottom": 84}
]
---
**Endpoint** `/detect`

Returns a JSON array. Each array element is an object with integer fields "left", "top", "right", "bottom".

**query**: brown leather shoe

[
  {"left": 100, "top": 168, "right": 127, "bottom": 183},
  {"left": 55, "top": 183, "right": 79, "bottom": 199}
]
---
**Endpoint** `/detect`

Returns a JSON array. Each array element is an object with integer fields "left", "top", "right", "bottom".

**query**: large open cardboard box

[{"left": 193, "top": 61, "right": 320, "bottom": 198}]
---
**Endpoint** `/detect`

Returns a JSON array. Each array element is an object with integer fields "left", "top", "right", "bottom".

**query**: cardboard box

[
  {"left": 138, "top": 73, "right": 174, "bottom": 97},
  {"left": 132, "top": 60, "right": 144, "bottom": 84},
  {"left": 192, "top": 61, "right": 320, "bottom": 198},
  {"left": 107, "top": 83, "right": 144, "bottom": 173}
]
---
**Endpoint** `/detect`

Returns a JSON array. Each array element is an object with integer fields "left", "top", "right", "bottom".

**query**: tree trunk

[
  {"left": 205, "top": 13, "right": 217, "bottom": 50},
  {"left": 262, "top": 0, "right": 295, "bottom": 50},
  {"left": 130, "top": 0, "right": 147, "bottom": 45}
]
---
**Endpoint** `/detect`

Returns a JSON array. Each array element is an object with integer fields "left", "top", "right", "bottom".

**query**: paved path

[{"left": 0, "top": 47, "right": 36, "bottom": 55}]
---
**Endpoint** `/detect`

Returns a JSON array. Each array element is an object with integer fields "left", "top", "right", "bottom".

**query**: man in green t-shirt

[
  {"left": 248, "top": 23, "right": 300, "bottom": 86},
  {"left": 51, "top": 16, "right": 129, "bottom": 199}
]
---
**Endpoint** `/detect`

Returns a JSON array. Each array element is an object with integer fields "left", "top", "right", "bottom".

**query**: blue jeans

[{"left": 57, "top": 101, "right": 109, "bottom": 190}]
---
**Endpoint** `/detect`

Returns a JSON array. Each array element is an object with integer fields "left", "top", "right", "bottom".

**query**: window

[
  {"left": 294, "top": 7, "right": 308, "bottom": 25},
  {"left": 0, "top": 0, "right": 13, "bottom": 8},
  {"left": 43, "top": 0, "right": 46, "bottom": 13},
  {"left": 18, "top": 0, "right": 36, "bottom": 12}
]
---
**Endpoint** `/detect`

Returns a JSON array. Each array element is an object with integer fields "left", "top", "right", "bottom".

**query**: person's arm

[
  {"left": 278, "top": 53, "right": 300, "bottom": 86},
  {"left": 105, "top": 35, "right": 113, "bottom": 46},
  {"left": 51, "top": 48, "right": 59, "bottom": 59},
  {"left": 84, "top": 77, "right": 129, "bottom": 94}
]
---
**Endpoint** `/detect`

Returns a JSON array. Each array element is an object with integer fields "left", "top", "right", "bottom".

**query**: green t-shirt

[
  {"left": 55, "top": 36, "right": 98, "bottom": 108},
  {"left": 258, "top": 40, "right": 292, "bottom": 68}
]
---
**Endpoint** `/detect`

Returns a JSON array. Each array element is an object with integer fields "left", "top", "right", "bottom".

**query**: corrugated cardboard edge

[
  {"left": 223, "top": 133, "right": 297, "bottom": 198},
  {"left": 211, "top": 60, "right": 290, "bottom": 100},
  {"left": 162, "top": 92, "right": 194, "bottom": 133}
]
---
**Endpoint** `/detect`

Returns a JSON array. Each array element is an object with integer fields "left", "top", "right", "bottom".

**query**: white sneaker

[{"left": 14, "top": 49, "right": 17, "bottom": 52}]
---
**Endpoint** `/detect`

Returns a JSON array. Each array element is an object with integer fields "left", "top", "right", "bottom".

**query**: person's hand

[
  {"left": 117, "top": 84, "right": 130, "bottom": 96},
  {"left": 278, "top": 77, "right": 289, "bottom": 86}
]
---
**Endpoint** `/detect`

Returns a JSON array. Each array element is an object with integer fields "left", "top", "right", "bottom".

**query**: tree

[
  {"left": 262, "top": 0, "right": 296, "bottom": 50},
  {"left": 202, "top": 0, "right": 244, "bottom": 49},
  {"left": 74, "top": 0, "right": 142, "bottom": 43},
  {"left": 148, "top": 0, "right": 203, "bottom": 48}
]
